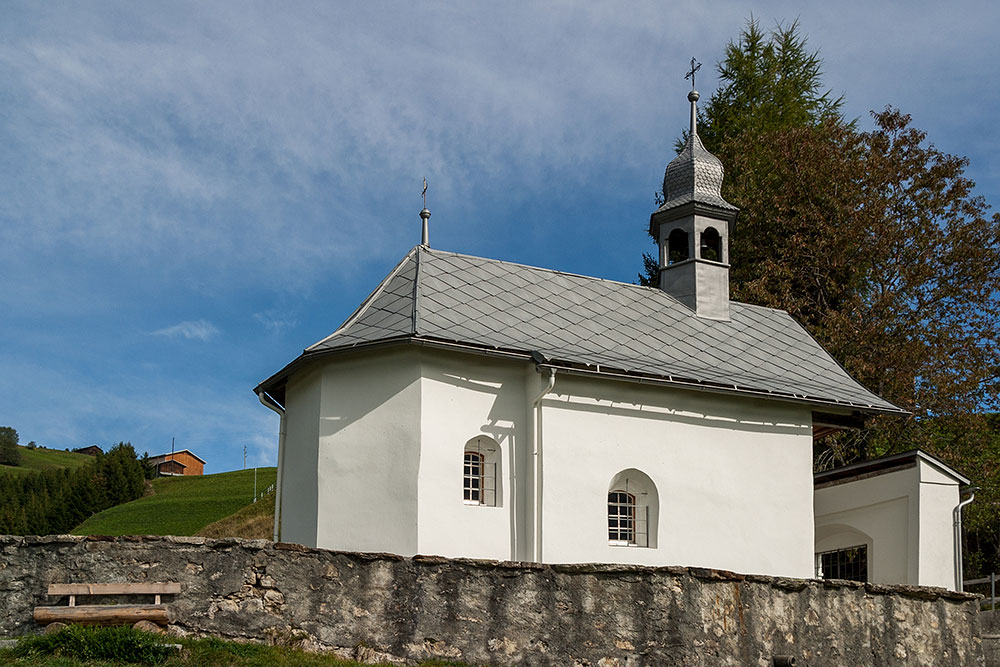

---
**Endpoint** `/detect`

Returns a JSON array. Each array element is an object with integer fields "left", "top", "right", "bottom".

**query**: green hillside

[
  {"left": 72, "top": 467, "right": 277, "bottom": 537},
  {"left": 0, "top": 446, "right": 93, "bottom": 476},
  {"left": 197, "top": 490, "right": 275, "bottom": 539}
]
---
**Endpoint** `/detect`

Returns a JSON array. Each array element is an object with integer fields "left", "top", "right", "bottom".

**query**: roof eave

[
  {"left": 533, "top": 360, "right": 908, "bottom": 417},
  {"left": 649, "top": 200, "right": 739, "bottom": 235},
  {"left": 254, "top": 334, "right": 907, "bottom": 418}
]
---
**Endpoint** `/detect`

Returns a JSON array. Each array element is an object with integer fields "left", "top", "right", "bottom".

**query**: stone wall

[
  {"left": 0, "top": 535, "right": 985, "bottom": 666},
  {"left": 979, "top": 609, "right": 1000, "bottom": 667}
]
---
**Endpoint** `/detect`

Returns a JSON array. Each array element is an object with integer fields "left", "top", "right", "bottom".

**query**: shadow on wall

[
  {"left": 316, "top": 350, "right": 422, "bottom": 441},
  {"left": 543, "top": 375, "right": 811, "bottom": 437}
]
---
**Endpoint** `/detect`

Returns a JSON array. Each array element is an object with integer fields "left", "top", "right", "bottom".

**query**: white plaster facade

[
  {"left": 814, "top": 452, "right": 969, "bottom": 589},
  {"left": 276, "top": 345, "right": 817, "bottom": 578}
]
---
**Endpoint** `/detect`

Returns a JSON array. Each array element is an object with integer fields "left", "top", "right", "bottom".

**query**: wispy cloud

[
  {"left": 151, "top": 320, "right": 219, "bottom": 341},
  {"left": 254, "top": 311, "right": 297, "bottom": 334}
]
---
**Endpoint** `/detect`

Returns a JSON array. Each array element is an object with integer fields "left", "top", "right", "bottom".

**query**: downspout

[
  {"left": 953, "top": 486, "right": 978, "bottom": 591},
  {"left": 530, "top": 366, "right": 556, "bottom": 563},
  {"left": 257, "top": 391, "right": 287, "bottom": 543}
]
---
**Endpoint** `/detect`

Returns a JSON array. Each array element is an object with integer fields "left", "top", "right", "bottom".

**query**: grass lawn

[
  {"left": 71, "top": 468, "right": 277, "bottom": 537},
  {"left": 0, "top": 447, "right": 93, "bottom": 476},
  {"left": 196, "top": 489, "right": 275, "bottom": 539},
  {"left": 0, "top": 625, "right": 470, "bottom": 666}
]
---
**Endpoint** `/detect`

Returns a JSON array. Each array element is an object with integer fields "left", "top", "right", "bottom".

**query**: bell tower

[{"left": 649, "top": 60, "right": 738, "bottom": 320}]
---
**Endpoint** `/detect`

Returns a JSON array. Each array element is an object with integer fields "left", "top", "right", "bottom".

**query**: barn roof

[
  {"left": 255, "top": 245, "right": 903, "bottom": 415},
  {"left": 148, "top": 449, "right": 206, "bottom": 464}
]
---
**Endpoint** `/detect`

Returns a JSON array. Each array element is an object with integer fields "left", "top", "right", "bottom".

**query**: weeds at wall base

[{"left": 0, "top": 626, "right": 473, "bottom": 667}]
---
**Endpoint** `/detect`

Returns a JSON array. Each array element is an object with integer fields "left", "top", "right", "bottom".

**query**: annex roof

[
  {"left": 256, "top": 245, "right": 903, "bottom": 415},
  {"left": 814, "top": 449, "right": 971, "bottom": 488}
]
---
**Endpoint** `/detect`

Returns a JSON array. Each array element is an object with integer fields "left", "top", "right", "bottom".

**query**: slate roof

[{"left": 257, "top": 246, "right": 902, "bottom": 415}]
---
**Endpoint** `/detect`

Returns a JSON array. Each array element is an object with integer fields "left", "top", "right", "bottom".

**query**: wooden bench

[{"left": 34, "top": 583, "right": 180, "bottom": 627}]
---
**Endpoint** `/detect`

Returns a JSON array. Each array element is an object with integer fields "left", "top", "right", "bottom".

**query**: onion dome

[{"left": 658, "top": 90, "right": 737, "bottom": 213}]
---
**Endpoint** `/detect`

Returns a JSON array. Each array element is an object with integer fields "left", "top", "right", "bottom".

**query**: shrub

[{"left": 0, "top": 426, "right": 20, "bottom": 466}]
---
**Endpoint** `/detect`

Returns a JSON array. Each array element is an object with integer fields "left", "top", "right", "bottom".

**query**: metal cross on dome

[{"left": 684, "top": 57, "right": 702, "bottom": 90}]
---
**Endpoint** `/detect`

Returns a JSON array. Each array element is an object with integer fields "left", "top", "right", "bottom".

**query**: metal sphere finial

[{"left": 688, "top": 90, "right": 700, "bottom": 103}]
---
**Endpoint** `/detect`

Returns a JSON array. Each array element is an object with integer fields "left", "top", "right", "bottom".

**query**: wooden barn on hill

[{"left": 148, "top": 449, "right": 205, "bottom": 477}]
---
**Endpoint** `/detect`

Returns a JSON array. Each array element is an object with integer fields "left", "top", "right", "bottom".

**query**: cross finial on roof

[
  {"left": 684, "top": 57, "right": 701, "bottom": 91},
  {"left": 684, "top": 58, "right": 702, "bottom": 136}
]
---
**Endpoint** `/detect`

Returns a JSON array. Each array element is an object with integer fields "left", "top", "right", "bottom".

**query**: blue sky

[{"left": 1, "top": 1, "right": 997, "bottom": 473}]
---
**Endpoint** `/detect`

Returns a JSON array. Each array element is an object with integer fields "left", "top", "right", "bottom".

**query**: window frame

[
  {"left": 463, "top": 451, "right": 484, "bottom": 505},
  {"left": 816, "top": 544, "right": 869, "bottom": 582},
  {"left": 462, "top": 437, "right": 498, "bottom": 507},
  {"left": 608, "top": 490, "right": 637, "bottom": 546}
]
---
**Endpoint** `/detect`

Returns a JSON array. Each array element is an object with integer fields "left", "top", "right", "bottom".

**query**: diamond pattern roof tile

[{"left": 281, "top": 246, "right": 901, "bottom": 413}]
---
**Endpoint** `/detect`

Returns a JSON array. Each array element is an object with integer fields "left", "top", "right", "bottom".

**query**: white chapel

[{"left": 255, "top": 88, "right": 970, "bottom": 584}]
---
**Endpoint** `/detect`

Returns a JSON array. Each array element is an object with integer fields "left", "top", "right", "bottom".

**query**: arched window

[
  {"left": 700, "top": 227, "right": 722, "bottom": 262},
  {"left": 815, "top": 523, "right": 872, "bottom": 581},
  {"left": 463, "top": 436, "right": 501, "bottom": 507},
  {"left": 607, "top": 469, "right": 658, "bottom": 548},
  {"left": 667, "top": 228, "right": 689, "bottom": 265}
]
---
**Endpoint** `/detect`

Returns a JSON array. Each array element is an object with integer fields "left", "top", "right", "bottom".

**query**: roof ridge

[
  {"left": 421, "top": 246, "right": 794, "bottom": 318},
  {"left": 412, "top": 246, "right": 422, "bottom": 333},
  {"left": 305, "top": 246, "right": 420, "bottom": 351},
  {"left": 422, "top": 246, "right": 690, "bottom": 301}
]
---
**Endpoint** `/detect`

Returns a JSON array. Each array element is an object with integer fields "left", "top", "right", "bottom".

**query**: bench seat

[
  {"left": 34, "top": 582, "right": 180, "bottom": 627},
  {"left": 34, "top": 604, "right": 171, "bottom": 626}
]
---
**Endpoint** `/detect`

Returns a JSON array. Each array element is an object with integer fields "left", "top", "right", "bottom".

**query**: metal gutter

[
  {"left": 256, "top": 391, "right": 287, "bottom": 542},
  {"left": 528, "top": 367, "right": 556, "bottom": 563},
  {"left": 532, "top": 362, "right": 908, "bottom": 417},
  {"left": 255, "top": 335, "right": 907, "bottom": 417},
  {"left": 955, "top": 487, "right": 979, "bottom": 591}
]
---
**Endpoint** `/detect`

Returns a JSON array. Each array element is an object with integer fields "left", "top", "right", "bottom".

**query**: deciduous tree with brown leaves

[{"left": 644, "top": 18, "right": 1000, "bottom": 574}]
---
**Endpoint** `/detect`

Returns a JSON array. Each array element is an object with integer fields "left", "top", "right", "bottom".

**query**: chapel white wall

[
  {"left": 280, "top": 366, "right": 322, "bottom": 547},
  {"left": 312, "top": 349, "right": 422, "bottom": 555},
  {"left": 416, "top": 349, "right": 527, "bottom": 560},
  {"left": 293, "top": 346, "right": 818, "bottom": 577},
  {"left": 540, "top": 374, "right": 816, "bottom": 577}
]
